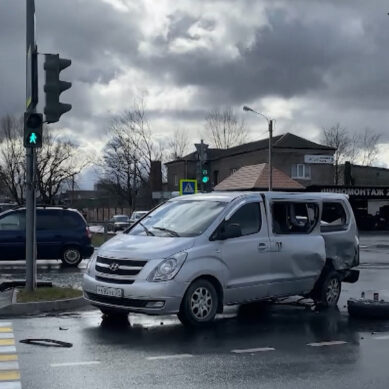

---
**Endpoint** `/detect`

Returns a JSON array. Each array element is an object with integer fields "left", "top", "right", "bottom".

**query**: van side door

[
  {"left": 0, "top": 211, "right": 26, "bottom": 260},
  {"left": 213, "top": 200, "right": 271, "bottom": 304},
  {"left": 267, "top": 200, "right": 325, "bottom": 297}
]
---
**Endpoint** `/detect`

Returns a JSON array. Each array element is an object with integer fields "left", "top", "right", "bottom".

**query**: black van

[{"left": 0, "top": 207, "right": 94, "bottom": 266}]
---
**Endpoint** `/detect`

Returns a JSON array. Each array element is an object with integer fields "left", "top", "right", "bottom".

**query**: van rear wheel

[
  {"left": 313, "top": 271, "right": 342, "bottom": 308},
  {"left": 178, "top": 279, "right": 218, "bottom": 327}
]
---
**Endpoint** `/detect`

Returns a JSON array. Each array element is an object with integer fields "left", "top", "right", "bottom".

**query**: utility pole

[
  {"left": 268, "top": 119, "right": 273, "bottom": 191},
  {"left": 25, "top": 0, "right": 38, "bottom": 291}
]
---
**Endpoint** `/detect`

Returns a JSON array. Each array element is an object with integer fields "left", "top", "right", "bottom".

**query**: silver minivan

[{"left": 83, "top": 192, "right": 359, "bottom": 326}]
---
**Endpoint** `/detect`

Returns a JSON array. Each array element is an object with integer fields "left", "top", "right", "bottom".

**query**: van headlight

[
  {"left": 86, "top": 252, "right": 97, "bottom": 275},
  {"left": 149, "top": 252, "right": 188, "bottom": 282}
]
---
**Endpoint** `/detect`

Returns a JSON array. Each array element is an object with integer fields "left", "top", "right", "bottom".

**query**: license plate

[{"left": 96, "top": 286, "right": 123, "bottom": 298}]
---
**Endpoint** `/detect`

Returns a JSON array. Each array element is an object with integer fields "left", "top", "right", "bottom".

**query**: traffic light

[
  {"left": 44, "top": 54, "right": 72, "bottom": 123},
  {"left": 201, "top": 163, "right": 210, "bottom": 184},
  {"left": 24, "top": 112, "right": 43, "bottom": 148}
]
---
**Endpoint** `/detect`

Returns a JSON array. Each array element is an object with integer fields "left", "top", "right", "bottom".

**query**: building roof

[
  {"left": 165, "top": 132, "right": 336, "bottom": 165},
  {"left": 214, "top": 163, "right": 305, "bottom": 191}
]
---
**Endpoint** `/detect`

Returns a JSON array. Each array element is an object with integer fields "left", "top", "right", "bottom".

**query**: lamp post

[{"left": 243, "top": 106, "right": 273, "bottom": 191}]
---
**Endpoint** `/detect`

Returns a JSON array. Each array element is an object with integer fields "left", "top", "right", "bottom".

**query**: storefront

[{"left": 307, "top": 186, "right": 389, "bottom": 230}]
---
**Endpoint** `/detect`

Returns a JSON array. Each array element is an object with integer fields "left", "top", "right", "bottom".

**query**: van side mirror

[{"left": 218, "top": 223, "right": 242, "bottom": 240}]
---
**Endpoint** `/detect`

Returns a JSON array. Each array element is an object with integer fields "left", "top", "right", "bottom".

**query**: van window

[
  {"left": 37, "top": 212, "right": 63, "bottom": 230},
  {"left": 0, "top": 212, "right": 25, "bottom": 230},
  {"left": 321, "top": 202, "right": 347, "bottom": 232},
  {"left": 227, "top": 202, "right": 261, "bottom": 236},
  {"left": 272, "top": 202, "right": 319, "bottom": 234}
]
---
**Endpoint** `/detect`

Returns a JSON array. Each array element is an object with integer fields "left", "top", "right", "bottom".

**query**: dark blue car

[{"left": 0, "top": 207, "right": 94, "bottom": 266}]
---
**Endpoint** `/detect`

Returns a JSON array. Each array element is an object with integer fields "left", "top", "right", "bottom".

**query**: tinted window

[
  {"left": 227, "top": 202, "right": 261, "bottom": 236},
  {"left": 272, "top": 202, "right": 319, "bottom": 234},
  {"left": 63, "top": 212, "right": 84, "bottom": 229},
  {"left": 37, "top": 211, "right": 63, "bottom": 230},
  {"left": 0, "top": 212, "right": 25, "bottom": 230},
  {"left": 321, "top": 202, "right": 347, "bottom": 232}
]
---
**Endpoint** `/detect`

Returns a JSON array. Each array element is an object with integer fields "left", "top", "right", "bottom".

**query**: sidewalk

[{"left": 0, "top": 290, "right": 12, "bottom": 309}]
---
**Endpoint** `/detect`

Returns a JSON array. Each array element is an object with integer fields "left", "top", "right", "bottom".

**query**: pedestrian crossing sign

[{"left": 179, "top": 179, "right": 198, "bottom": 195}]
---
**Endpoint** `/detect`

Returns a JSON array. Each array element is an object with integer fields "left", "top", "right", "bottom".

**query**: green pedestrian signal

[
  {"left": 29, "top": 132, "right": 37, "bottom": 144},
  {"left": 24, "top": 112, "right": 43, "bottom": 148}
]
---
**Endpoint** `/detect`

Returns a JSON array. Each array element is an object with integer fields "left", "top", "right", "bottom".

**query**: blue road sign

[{"left": 179, "top": 179, "right": 198, "bottom": 195}]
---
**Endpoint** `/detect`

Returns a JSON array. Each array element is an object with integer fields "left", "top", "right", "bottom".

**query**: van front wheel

[{"left": 178, "top": 279, "right": 218, "bottom": 327}]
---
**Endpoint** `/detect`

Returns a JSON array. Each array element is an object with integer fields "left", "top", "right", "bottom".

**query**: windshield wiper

[
  {"left": 152, "top": 226, "right": 180, "bottom": 237},
  {"left": 139, "top": 221, "right": 154, "bottom": 236}
]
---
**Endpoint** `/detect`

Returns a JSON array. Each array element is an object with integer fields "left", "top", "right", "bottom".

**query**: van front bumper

[{"left": 82, "top": 274, "right": 188, "bottom": 315}]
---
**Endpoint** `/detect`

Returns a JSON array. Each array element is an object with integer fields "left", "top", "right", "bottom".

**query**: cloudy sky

[{"left": 1, "top": 0, "right": 389, "bottom": 188}]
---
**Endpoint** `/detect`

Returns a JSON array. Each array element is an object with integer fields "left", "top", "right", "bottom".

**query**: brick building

[{"left": 165, "top": 132, "right": 336, "bottom": 191}]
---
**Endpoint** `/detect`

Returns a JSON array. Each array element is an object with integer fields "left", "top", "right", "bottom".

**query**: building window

[
  {"left": 291, "top": 164, "right": 311, "bottom": 180},
  {"left": 173, "top": 175, "right": 178, "bottom": 187},
  {"left": 213, "top": 170, "right": 219, "bottom": 186}
]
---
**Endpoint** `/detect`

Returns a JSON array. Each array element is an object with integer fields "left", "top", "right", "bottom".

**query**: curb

[{"left": 0, "top": 291, "right": 90, "bottom": 317}]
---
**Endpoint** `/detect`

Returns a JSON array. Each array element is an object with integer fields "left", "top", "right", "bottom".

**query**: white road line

[
  {"left": 373, "top": 335, "right": 389, "bottom": 340},
  {"left": 0, "top": 361, "right": 19, "bottom": 371},
  {"left": 307, "top": 341, "right": 347, "bottom": 347},
  {"left": 0, "top": 347, "right": 16, "bottom": 354},
  {"left": 0, "top": 334, "right": 14, "bottom": 340},
  {"left": 146, "top": 354, "right": 193, "bottom": 361},
  {"left": 0, "top": 323, "right": 12, "bottom": 328},
  {"left": 231, "top": 347, "right": 275, "bottom": 354},
  {"left": 0, "top": 382, "right": 22, "bottom": 389},
  {"left": 50, "top": 361, "right": 101, "bottom": 368}
]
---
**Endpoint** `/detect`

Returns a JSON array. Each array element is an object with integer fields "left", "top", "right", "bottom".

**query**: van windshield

[{"left": 127, "top": 200, "right": 227, "bottom": 237}]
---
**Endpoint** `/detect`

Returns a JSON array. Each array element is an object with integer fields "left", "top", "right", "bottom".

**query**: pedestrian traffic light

[
  {"left": 44, "top": 54, "right": 72, "bottom": 123},
  {"left": 24, "top": 112, "right": 43, "bottom": 148}
]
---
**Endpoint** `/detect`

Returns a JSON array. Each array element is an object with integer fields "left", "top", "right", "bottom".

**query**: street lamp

[{"left": 243, "top": 106, "right": 273, "bottom": 191}]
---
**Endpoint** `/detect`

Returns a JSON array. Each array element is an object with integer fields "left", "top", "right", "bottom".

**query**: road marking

[
  {"left": 0, "top": 335, "right": 14, "bottom": 340},
  {"left": 146, "top": 354, "right": 193, "bottom": 361},
  {"left": 0, "top": 340, "right": 14, "bottom": 347},
  {"left": 307, "top": 341, "right": 347, "bottom": 347},
  {"left": 231, "top": 347, "right": 275, "bottom": 354},
  {"left": 0, "top": 356, "right": 17, "bottom": 362},
  {"left": 50, "top": 361, "right": 101, "bottom": 367},
  {"left": 0, "top": 362, "right": 19, "bottom": 371},
  {"left": 0, "top": 382, "right": 22, "bottom": 389},
  {"left": 0, "top": 371, "right": 20, "bottom": 381},
  {"left": 0, "top": 347, "right": 16, "bottom": 354},
  {"left": 373, "top": 335, "right": 389, "bottom": 340},
  {"left": 0, "top": 321, "right": 22, "bottom": 389}
]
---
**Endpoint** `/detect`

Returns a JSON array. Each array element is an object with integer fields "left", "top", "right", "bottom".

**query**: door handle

[{"left": 258, "top": 243, "right": 267, "bottom": 251}]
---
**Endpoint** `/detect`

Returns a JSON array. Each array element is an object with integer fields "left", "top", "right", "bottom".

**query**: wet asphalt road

[{"left": 1, "top": 233, "right": 389, "bottom": 388}]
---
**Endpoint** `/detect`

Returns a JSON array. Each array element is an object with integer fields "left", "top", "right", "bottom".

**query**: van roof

[{"left": 171, "top": 191, "right": 349, "bottom": 202}]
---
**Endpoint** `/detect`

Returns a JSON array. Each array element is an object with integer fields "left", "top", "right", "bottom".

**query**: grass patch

[
  {"left": 17, "top": 287, "right": 82, "bottom": 303},
  {"left": 91, "top": 233, "right": 113, "bottom": 247}
]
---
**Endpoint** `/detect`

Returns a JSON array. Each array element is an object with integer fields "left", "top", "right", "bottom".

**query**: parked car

[
  {"left": 107, "top": 215, "right": 131, "bottom": 232},
  {"left": 0, "top": 207, "right": 94, "bottom": 266},
  {"left": 129, "top": 211, "right": 148, "bottom": 225},
  {"left": 83, "top": 192, "right": 359, "bottom": 326}
]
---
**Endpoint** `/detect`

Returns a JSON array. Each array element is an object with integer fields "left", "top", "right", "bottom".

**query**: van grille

[{"left": 95, "top": 256, "right": 147, "bottom": 284}]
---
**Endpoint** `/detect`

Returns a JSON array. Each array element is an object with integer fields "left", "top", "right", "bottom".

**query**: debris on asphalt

[{"left": 20, "top": 339, "right": 73, "bottom": 348}]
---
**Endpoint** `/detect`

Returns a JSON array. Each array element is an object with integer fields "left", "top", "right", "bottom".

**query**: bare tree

[
  {"left": 36, "top": 130, "right": 89, "bottom": 205},
  {"left": 0, "top": 114, "right": 89, "bottom": 205},
  {"left": 168, "top": 128, "right": 190, "bottom": 160},
  {"left": 0, "top": 115, "right": 25, "bottom": 204},
  {"left": 204, "top": 107, "right": 248, "bottom": 149},
  {"left": 101, "top": 98, "right": 162, "bottom": 210},
  {"left": 321, "top": 123, "right": 382, "bottom": 184},
  {"left": 358, "top": 128, "right": 381, "bottom": 166}
]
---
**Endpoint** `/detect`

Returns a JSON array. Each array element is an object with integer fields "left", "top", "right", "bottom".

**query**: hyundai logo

[{"left": 109, "top": 263, "right": 120, "bottom": 272}]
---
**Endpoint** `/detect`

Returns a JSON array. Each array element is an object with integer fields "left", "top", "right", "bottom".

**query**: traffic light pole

[{"left": 26, "top": 0, "right": 37, "bottom": 291}]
